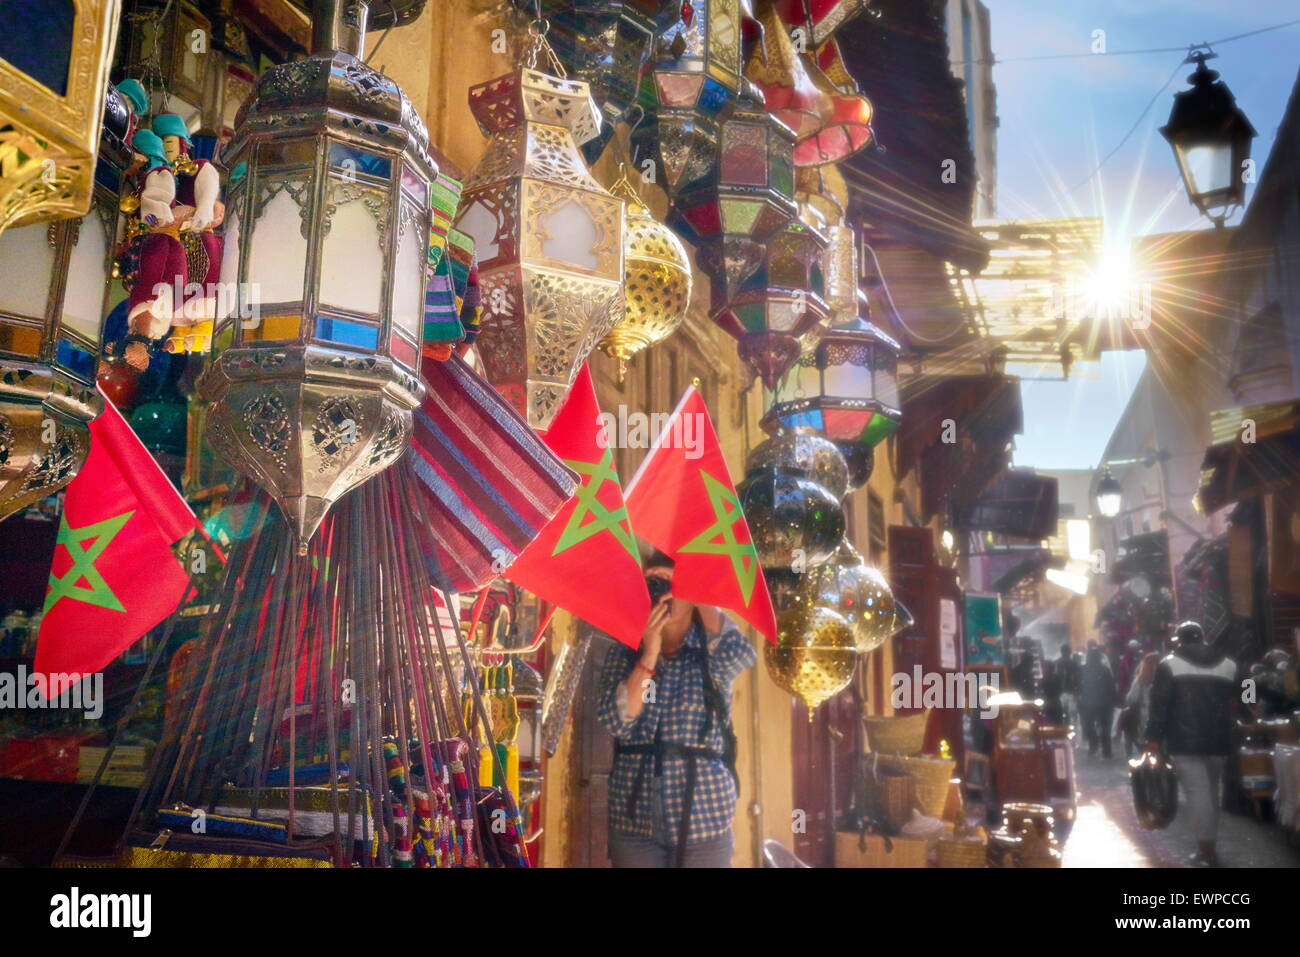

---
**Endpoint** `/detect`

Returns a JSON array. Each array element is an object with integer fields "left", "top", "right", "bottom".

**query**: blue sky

[{"left": 981, "top": 0, "right": 1300, "bottom": 468}]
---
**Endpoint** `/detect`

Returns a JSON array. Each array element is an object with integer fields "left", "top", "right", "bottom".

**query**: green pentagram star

[
  {"left": 678, "top": 470, "right": 759, "bottom": 604},
  {"left": 552, "top": 446, "right": 639, "bottom": 562},
  {"left": 43, "top": 511, "right": 134, "bottom": 615}
]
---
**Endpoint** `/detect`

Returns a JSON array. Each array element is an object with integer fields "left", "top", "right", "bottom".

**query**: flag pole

[{"left": 623, "top": 380, "right": 699, "bottom": 497}]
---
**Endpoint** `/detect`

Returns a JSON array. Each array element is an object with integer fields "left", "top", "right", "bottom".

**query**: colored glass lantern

[
  {"left": 747, "top": 426, "right": 848, "bottom": 500},
  {"left": 1160, "top": 52, "right": 1256, "bottom": 228},
  {"left": 795, "top": 39, "right": 873, "bottom": 167},
  {"left": 0, "top": 0, "right": 122, "bottom": 233},
  {"left": 598, "top": 168, "right": 693, "bottom": 379},
  {"left": 0, "top": 84, "right": 132, "bottom": 520},
  {"left": 804, "top": 541, "right": 897, "bottom": 654},
  {"left": 772, "top": 0, "right": 871, "bottom": 47},
  {"left": 745, "top": 0, "right": 830, "bottom": 144},
  {"left": 200, "top": 0, "right": 434, "bottom": 545},
  {"left": 454, "top": 44, "right": 625, "bottom": 429},
  {"left": 630, "top": 0, "right": 746, "bottom": 198}
]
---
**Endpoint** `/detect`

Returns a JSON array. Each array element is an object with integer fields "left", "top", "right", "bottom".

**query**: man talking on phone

[{"left": 597, "top": 553, "right": 757, "bottom": 867}]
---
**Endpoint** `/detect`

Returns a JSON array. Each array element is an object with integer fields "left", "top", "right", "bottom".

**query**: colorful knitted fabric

[
  {"left": 156, "top": 808, "right": 288, "bottom": 844},
  {"left": 447, "top": 229, "right": 482, "bottom": 345},
  {"left": 428, "top": 173, "right": 462, "bottom": 271}
]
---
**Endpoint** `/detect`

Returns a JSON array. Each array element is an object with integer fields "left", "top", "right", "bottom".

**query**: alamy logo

[
  {"left": 891, "top": 667, "right": 1001, "bottom": 718},
  {"left": 0, "top": 666, "right": 103, "bottom": 719},
  {"left": 49, "top": 887, "right": 151, "bottom": 937},
  {"left": 596, "top": 407, "right": 707, "bottom": 460}
]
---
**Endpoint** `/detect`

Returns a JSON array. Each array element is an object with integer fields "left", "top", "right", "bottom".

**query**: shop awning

[
  {"left": 1111, "top": 529, "right": 1170, "bottom": 587},
  {"left": 958, "top": 469, "right": 1058, "bottom": 540},
  {"left": 1196, "top": 399, "right": 1300, "bottom": 513}
]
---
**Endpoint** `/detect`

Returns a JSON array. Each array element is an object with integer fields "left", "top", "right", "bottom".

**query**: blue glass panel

[
  {"left": 93, "top": 161, "right": 120, "bottom": 194},
  {"left": 54, "top": 336, "right": 97, "bottom": 383},
  {"left": 328, "top": 143, "right": 391, "bottom": 180},
  {"left": 314, "top": 316, "right": 378, "bottom": 350}
]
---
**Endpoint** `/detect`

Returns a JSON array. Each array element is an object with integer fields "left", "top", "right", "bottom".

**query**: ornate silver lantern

[{"left": 200, "top": 0, "right": 434, "bottom": 546}]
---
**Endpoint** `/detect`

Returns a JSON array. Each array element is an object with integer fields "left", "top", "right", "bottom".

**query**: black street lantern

[{"left": 1159, "top": 51, "right": 1256, "bottom": 227}]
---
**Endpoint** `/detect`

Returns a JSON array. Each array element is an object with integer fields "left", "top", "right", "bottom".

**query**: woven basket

[
  {"left": 863, "top": 767, "right": 914, "bottom": 833},
  {"left": 936, "top": 838, "right": 988, "bottom": 868},
  {"left": 836, "top": 831, "right": 932, "bottom": 868},
  {"left": 864, "top": 711, "right": 931, "bottom": 755},
  {"left": 875, "top": 754, "right": 956, "bottom": 819}
]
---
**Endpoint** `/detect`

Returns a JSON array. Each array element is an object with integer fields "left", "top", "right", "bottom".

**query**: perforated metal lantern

[
  {"left": 0, "top": 0, "right": 121, "bottom": 233},
  {"left": 200, "top": 0, "right": 434, "bottom": 546},
  {"left": 737, "top": 463, "right": 844, "bottom": 570},
  {"left": 805, "top": 541, "right": 897, "bottom": 654},
  {"left": 765, "top": 603, "right": 856, "bottom": 714},
  {"left": 454, "top": 63, "right": 625, "bottom": 429},
  {"left": 0, "top": 85, "right": 131, "bottom": 520},
  {"left": 747, "top": 426, "right": 848, "bottom": 500},
  {"left": 598, "top": 169, "right": 692, "bottom": 379},
  {"left": 629, "top": 0, "right": 746, "bottom": 199}
]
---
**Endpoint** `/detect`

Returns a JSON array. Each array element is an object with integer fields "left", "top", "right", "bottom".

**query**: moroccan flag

[
  {"left": 505, "top": 365, "right": 650, "bottom": 647},
  {"left": 625, "top": 385, "right": 777, "bottom": 642},
  {"left": 33, "top": 393, "right": 197, "bottom": 699}
]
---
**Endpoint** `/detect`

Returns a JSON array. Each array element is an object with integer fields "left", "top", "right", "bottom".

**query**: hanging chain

[
  {"left": 523, "top": 18, "right": 566, "bottom": 77},
  {"left": 125, "top": 0, "right": 177, "bottom": 116}
]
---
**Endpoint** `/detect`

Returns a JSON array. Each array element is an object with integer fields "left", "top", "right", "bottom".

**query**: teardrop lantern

[
  {"left": 737, "top": 463, "right": 844, "bottom": 569},
  {"left": 805, "top": 541, "right": 897, "bottom": 653},
  {"left": 765, "top": 603, "right": 856, "bottom": 714},
  {"left": 597, "top": 168, "right": 693, "bottom": 379},
  {"left": 747, "top": 426, "right": 848, "bottom": 500},
  {"left": 455, "top": 26, "right": 625, "bottom": 429},
  {"left": 200, "top": 0, "right": 434, "bottom": 546}
]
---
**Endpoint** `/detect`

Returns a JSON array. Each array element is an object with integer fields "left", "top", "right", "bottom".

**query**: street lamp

[
  {"left": 1159, "top": 49, "right": 1256, "bottom": 228},
  {"left": 1095, "top": 467, "right": 1122, "bottom": 519}
]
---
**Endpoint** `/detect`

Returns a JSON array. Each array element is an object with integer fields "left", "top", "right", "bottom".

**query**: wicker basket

[
  {"left": 836, "top": 831, "right": 933, "bottom": 868},
  {"left": 936, "top": 837, "right": 988, "bottom": 868},
  {"left": 864, "top": 710, "right": 931, "bottom": 755},
  {"left": 875, "top": 754, "right": 956, "bottom": 819}
]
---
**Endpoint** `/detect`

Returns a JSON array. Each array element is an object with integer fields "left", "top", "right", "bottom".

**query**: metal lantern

[
  {"left": 737, "top": 464, "right": 844, "bottom": 569},
  {"left": 200, "top": 0, "right": 434, "bottom": 546},
  {"left": 0, "top": 0, "right": 122, "bottom": 233},
  {"left": 715, "top": 217, "right": 828, "bottom": 389},
  {"left": 630, "top": 0, "right": 746, "bottom": 199},
  {"left": 836, "top": 438, "right": 873, "bottom": 491},
  {"left": 0, "top": 86, "right": 132, "bottom": 520},
  {"left": 745, "top": 0, "right": 830, "bottom": 144},
  {"left": 120, "top": 0, "right": 213, "bottom": 129},
  {"left": 527, "top": 0, "right": 681, "bottom": 164},
  {"left": 455, "top": 42, "right": 625, "bottom": 429},
  {"left": 1159, "top": 51, "right": 1256, "bottom": 228},
  {"left": 805, "top": 542, "right": 897, "bottom": 653},
  {"left": 675, "top": 100, "right": 797, "bottom": 302},
  {"left": 747, "top": 426, "right": 848, "bottom": 500},
  {"left": 765, "top": 603, "right": 856, "bottom": 714},
  {"left": 598, "top": 169, "right": 693, "bottom": 379},
  {"left": 762, "top": 314, "right": 901, "bottom": 447}
]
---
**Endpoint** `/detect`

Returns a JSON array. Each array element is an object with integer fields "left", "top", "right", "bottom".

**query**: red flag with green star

[
  {"left": 33, "top": 392, "right": 197, "bottom": 699},
  {"left": 625, "top": 385, "right": 777, "bottom": 642},
  {"left": 504, "top": 364, "right": 650, "bottom": 647}
]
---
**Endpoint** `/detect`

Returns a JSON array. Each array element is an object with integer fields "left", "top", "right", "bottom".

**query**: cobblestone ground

[{"left": 1061, "top": 742, "right": 1300, "bottom": 868}]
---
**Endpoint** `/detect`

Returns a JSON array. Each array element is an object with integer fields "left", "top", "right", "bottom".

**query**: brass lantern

[
  {"left": 0, "top": 0, "right": 122, "bottom": 233},
  {"left": 598, "top": 169, "right": 693, "bottom": 379},
  {"left": 765, "top": 603, "right": 856, "bottom": 714},
  {"left": 455, "top": 38, "right": 625, "bottom": 429},
  {"left": 630, "top": 0, "right": 746, "bottom": 198},
  {"left": 0, "top": 85, "right": 132, "bottom": 520},
  {"left": 200, "top": 0, "right": 434, "bottom": 546},
  {"left": 747, "top": 426, "right": 848, "bottom": 500},
  {"left": 805, "top": 541, "right": 897, "bottom": 654}
]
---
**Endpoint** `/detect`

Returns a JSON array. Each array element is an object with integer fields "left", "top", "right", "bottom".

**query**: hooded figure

[{"left": 1142, "top": 621, "right": 1238, "bottom": 866}]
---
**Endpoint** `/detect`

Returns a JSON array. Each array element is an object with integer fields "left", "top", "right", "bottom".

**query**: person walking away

[
  {"left": 1056, "top": 643, "right": 1079, "bottom": 728},
  {"left": 1079, "top": 646, "right": 1117, "bottom": 758},
  {"left": 598, "top": 558, "right": 757, "bottom": 867},
  {"left": 1117, "top": 639, "right": 1143, "bottom": 699},
  {"left": 1120, "top": 653, "right": 1160, "bottom": 757},
  {"left": 1143, "top": 621, "right": 1238, "bottom": 867}
]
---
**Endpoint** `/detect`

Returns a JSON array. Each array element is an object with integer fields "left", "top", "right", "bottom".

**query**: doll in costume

[{"left": 152, "top": 112, "right": 223, "bottom": 354}]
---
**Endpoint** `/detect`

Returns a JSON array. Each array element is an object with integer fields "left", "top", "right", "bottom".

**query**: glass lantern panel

[
  {"left": 218, "top": 202, "right": 242, "bottom": 321},
  {"left": 873, "top": 360, "right": 900, "bottom": 411},
  {"left": 822, "top": 359, "right": 873, "bottom": 401},
  {"left": 389, "top": 331, "right": 418, "bottom": 370},
  {"left": 456, "top": 199, "right": 501, "bottom": 261},
  {"left": 328, "top": 143, "right": 392, "bottom": 182},
  {"left": 0, "top": 222, "right": 57, "bottom": 322},
  {"left": 247, "top": 181, "right": 308, "bottom": 314},
  {"left": 314, "top": 316, "right": 379, "bottom": 350},
  {"left": 541, "top": 200, "right": 598, "bottom": 269},
  {"left": 257, "top": 139, "right": 316, "bottom": 168},
  {"left": 400, "top": 167, "right": 428, "bottom": 207},
  {"left": 391, "top": 204, "right": 426, "bottom": 343},
  {"left": 772, "top": 360, "right": 820, "bottom": 404},
  {"left": 721, "top": 122, "right": 768, "bottom": 186},
  {"left": 0, "top": 323, "right": 42, "bottom": 357},
  {"left": 1181, "top": 143, "right": 1233, "bottom": 197},
  {"left": 54, "top": 335, "right": 97, "bottom": 382},
  {"left": 59, "top": 213, "right": 112, "bottom": 345},
  {"left": 319, "top": 182, "right": 386, "bottom": 317}
]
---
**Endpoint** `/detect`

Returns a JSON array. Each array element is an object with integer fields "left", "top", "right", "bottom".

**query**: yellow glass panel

[
  {"left": 0, "top": 320, "right": 44, "bottom": 357},
  {"left": 243, "top": 314, "right": 302, "bottom": 342}
]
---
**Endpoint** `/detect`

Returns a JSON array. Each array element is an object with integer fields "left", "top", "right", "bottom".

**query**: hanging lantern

[
  {"left": 630, "top": 0, "right": 746, "bottom": 198},
  {"left": 772, "top": 0, "right": 871, "bottom": 47},
  {"left": 0, "top": 83, "right": 132, "bottom": 520},
  {"left": 747, "top": 426, "right": 848, "bottom": 500},
  {"left": 120, "top": 0, "right": 213, "bottom": 127},
  {"left": 675, "top": 99, "right": 796, "bottom": 301},
  {"left": 527, "top": 0, "right": 681, "bottom": 164},
  {"left": 199, "top": 0, "right": 435, "bottom": 546},
  {"left": 737, "top": 463, "right": 844, "bottom": 569},
  {"left": 836, "top": 438, "right": 873, "bottom": 491},
  {"left": 805, "top": 541, "right": 896, "bottom": 653},
  {"left": 794, "top": 39, "right": 873, "bottom": 167},
  {"left": 745, "top": 0, "right": 830, "bottom": 144},
  {"left": 762, "top": 313, "right": 901, "bottom": 447},
  {"left": 714, "top": 216, "right": 828, "bottom": 388},
  {"left": 0, "top": 0, "right": 121, "bottom": 233},
  {"left": 454, "top": 26, "right": 625, "bottom": 429},
  {"left": 765, "top": 603, "right": 856, "bottom": 714},
  {"left": 598, "top": 168, "right": 693, "bottom": 380},
  {"left": 1159, "top": 51, "right": 1256, "bottom": 228}
]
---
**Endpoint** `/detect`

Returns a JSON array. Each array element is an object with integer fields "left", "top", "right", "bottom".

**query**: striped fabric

[
  {"left": 406, "top": 354, "right": 577, "bottom": 593},
  {"left": 447, "top": 228, "right": 482, "bottom": 344},
  {"left": 428, "top": 173, "right": 462, "bottom": 271},
  {"left": 424, "top": 174, "right": 466, "bottom": 346}
]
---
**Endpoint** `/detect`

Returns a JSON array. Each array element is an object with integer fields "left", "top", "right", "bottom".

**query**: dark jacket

[
  {"left": 1079, "top": 651, "right": 1116, "bottom": 711},
  {"left": 1143, "top": 641, "right": 1237, "bottom": 756}
]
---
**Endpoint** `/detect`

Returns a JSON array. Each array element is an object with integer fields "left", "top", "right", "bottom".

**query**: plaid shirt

[{"left": 597, "top": 618, "right": 757, "bottom": 844}]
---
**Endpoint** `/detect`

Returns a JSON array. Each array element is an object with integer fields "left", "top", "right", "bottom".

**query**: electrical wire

[{"left": 951, "top": 15, "right": 1300, "bottom": 66}]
